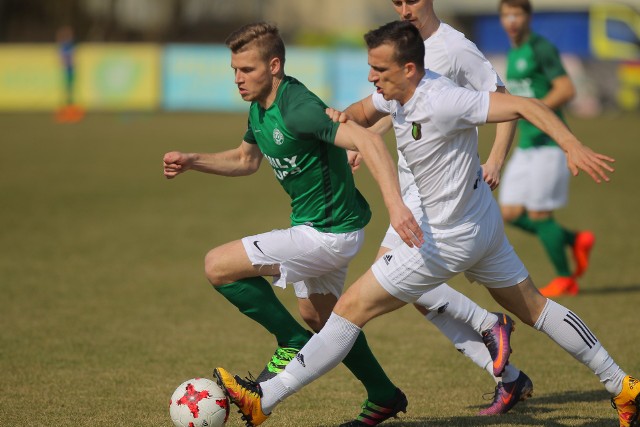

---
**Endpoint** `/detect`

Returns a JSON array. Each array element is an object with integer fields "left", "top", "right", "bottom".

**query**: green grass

[{"left": 1, "top": 112, "right": 639, "bottom": 426}]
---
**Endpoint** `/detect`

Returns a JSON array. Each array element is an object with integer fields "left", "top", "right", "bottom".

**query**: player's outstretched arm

[
  {"left": 333, "top": 121, "right": 423, "bottom": 248},
  {"left": 337, "top": 95, "right": 387, "bottom": 130},
  {"left": 486, "top": 92, "right": 615, "bottom": 183},
  {"left": 482, "top": 86, "right": 516, "bottom": 190},
  {"left": 163, "top": 141, "right": 263, "bottom": 179}
]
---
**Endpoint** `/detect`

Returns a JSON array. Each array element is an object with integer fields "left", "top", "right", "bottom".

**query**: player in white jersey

[
  {"left": 346, "top": 0, "right": 530, "bottom": 417},
  {"left": 213, "top": 21, "right": 639, "bottom": 427}
]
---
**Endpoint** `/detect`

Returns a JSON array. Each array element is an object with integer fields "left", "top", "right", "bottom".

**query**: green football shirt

[
  {"left": 243, "top": 76, "right": 371, "bottom": 233},
  {"left": 506, "top": 33, "right": 568, "bottom": 149}
]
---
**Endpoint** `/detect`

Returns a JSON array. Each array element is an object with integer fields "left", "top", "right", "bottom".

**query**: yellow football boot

[
  {"left": 213, "top": 367, "right": 269, "bottom": 426},
  {"left": 612, "top": 375, "right": 640, "bottom": 427}
]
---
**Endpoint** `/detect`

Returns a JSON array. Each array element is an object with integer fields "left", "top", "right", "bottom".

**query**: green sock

[
  {"left": 509, "top": 212, "right": 538, "bottom": 234},
  {"left": 215, "top": 278, "right": 310, "bottom": 349},
  {"left": 564, "top": 229, "right": 577, "bottom": 247},
  {"left": 532, "top": 217, "right": 572, "bottom": 277},
  {"left": 342, "top": 332, "right": 396, "bottom": 403}
]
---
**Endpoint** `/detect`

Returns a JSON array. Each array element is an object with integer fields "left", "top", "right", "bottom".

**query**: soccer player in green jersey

[
  {"left": 213, "top": 21, "right": 638, "bottom": 427},
  {"left": 498, "top": 0, "right": 594, "bottom": 297},
  {"left": 163, "top": 22, "right": 421, "bottom": 425}
]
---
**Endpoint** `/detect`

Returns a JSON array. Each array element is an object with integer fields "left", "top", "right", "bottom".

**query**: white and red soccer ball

[{"left": 169, "top": 377, "right": 230, "bottom": 427}]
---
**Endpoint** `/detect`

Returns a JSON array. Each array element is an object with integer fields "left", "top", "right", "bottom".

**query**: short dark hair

[
  {"left": 364, "top": 21, "right": 424, "bottom": 71},
  {"left": 225, "top": 22, "right": 286, "bottom": 65},
  {"left": 499, "top": 0, "right": 532, "bottom": 15}
]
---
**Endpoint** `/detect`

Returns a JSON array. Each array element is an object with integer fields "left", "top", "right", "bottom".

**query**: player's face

[
  {"left": 391, "top": 0, "right": 432, "bottom": 35},
  {"left": 499, "top": 5, "right": 530, "bottom": 45},
  {"left": 368, "top": 44, "right": 411, "bottom": 104},
  {"left": 230, "top": 46, "right": 274, "bottom": 104}
]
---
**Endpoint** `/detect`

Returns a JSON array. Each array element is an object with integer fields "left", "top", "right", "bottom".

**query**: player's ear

[
  {"left": 404, "top": 62, "right": 417, "bottom": 78},
  {"left": 269, "top": 57, "right": 282, "bottom": 76}
]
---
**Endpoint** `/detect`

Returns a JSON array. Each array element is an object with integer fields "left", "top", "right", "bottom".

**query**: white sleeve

[
  {"left": 371, "top": 91, "right": 392, "bottom": 114},
  {"left": 450, "top": 41, "right": 504, "bottom": 92},
  {"left": 430, "top": 87, "right": 490, "bottom": 135}
]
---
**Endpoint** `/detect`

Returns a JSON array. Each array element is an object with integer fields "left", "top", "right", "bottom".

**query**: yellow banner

[
  {"left": 590, "top": 3, "right": 640, "bottom": 60},
  {"left": 76, "top": 44, "right": 160, "bottom": 110},
  {"left": 0, "top": 45, "right": 64, "bottom": 111}
]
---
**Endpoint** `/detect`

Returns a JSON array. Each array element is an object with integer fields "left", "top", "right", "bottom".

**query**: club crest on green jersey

[
  {"left": 516, "top": 58, "right": 528, "bottom": 72},
  {"left": 273, "top": 128, "right": 284, "bottom": 145},
  {"left": 412, "top": 122, "right": 422, "bottom": 140}
]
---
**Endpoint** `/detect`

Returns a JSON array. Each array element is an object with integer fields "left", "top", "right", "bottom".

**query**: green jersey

[
  {"left": 243, "top": 76, "right": 371, "bottom": 233},
  {"left": 506, "top": 33, "right": 568, "bottom": 149}
]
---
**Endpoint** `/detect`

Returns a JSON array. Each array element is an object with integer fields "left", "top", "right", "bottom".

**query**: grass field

[{"left": 1, "top": 112, "right": 639, "bottom": 426}]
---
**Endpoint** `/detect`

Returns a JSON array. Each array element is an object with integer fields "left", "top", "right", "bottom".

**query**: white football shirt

[
  {"left": 396, "top": 22, "right": 503, "bottom": 197},
  {"left": 373, "top": 72, "right": 492, "bottom": 228}
]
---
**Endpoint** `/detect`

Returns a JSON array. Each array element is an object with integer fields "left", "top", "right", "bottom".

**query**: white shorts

[
  {"left": 241, "top": 225, "right": 364, "bottom": 299},
  {"left": 498, "top": 146, "right": 570, "bottom": 211},
  {"left": 381, "top": 186, "right": 424, "bottom": 249},
  {"left": 372, "top": 201, "right": 529, "bottom": 303}
]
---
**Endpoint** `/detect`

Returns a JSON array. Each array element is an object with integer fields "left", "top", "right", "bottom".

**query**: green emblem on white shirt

[{"left": 412, "top": 122, "right": 422, "bottom": 140}]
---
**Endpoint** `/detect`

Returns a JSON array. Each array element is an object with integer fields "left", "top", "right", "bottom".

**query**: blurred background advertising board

[
  {"left": 162, "top": 45, "right": 243, "bottom": 111},
  {"left": 0, "top": 0, "right": 638, "bottom": 113},
  {"left": 331, "top": 49, "right": 372, "bottom": 111},
  {"left": 75, "top": 44, "right": 160, "bottom": 111},
  {"left": 0, "top": 45, "right": 64, "bottom": 111},
  {"left": 162, "top": 46, "right": 342, "bottom": 112}
]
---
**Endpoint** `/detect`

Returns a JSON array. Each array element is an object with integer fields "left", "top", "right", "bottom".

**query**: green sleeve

[
  {"left": 284, "top": 96, "right": 340, "bottom": 144},
  {"left": 533, "top": 37, "right": 567, "bottom": 82},
  {"left": 242, "top": 117, "right": 257, "bottom": 144}
]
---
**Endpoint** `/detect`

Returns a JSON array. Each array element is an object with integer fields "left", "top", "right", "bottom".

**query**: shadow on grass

[
  {"left": 318, "top": 389, "right": 612, "bottom": 427},
  {"left": 374, "top": 415, "right": 613, "bottom": 426},
  {"left": 579, "top": 283, "right": 640, "bottom": 295}
]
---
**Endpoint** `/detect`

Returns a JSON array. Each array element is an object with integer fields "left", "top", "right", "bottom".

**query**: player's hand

[
  {"left": 326, "top": 107, "right": 349, "bottom": 123},
  {"left": 481, "top": 161, "right": 501, "bottom": 191},
  {"left": 564, "top": 144, "right": 615, "bottom": 183},
  {"left": 347, "top": 150, "right": 362, "bottom": 173},
  {"left": 163, "top": 151, "right": 192, "bottom": 179},
  {"left": 389, "top": 204, "right": 424, "bottom": 248}
]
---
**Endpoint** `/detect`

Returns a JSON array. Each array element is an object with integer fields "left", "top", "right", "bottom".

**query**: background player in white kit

[
  {"left": 346, "top": 0, "right": 531, "bottom": 417},
  {"left": 214, "top": 21, "right": 639, "bottom": 427}
]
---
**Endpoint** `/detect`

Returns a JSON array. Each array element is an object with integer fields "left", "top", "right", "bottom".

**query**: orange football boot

[
  {"left": 539, "top": 277, "right": 579, "bottom": 297},
  {"left": 572, "top": 231, "right": 595, "bottom": 278}
]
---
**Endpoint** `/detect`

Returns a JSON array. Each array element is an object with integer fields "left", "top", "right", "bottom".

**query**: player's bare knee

[
  {"left": 528, "top": 210, "right": 552, "bottom": 221},
  {"left": 204, "top": 249, "right": 229, "bottom": 286},
  {"left": 502, "top": 211, "right": 516, "bottom": 222},
  {"left": 501, "top": 205, "right": 523, "bottom": 222},
  {"left": 333, "top": 293, "right": 360, "bottom": 317}
]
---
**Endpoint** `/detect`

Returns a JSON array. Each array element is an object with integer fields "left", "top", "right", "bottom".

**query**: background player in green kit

[
  {"left": 163, "top": 22, "right": 422, "bottom": 426},
  {"left": 498, "top": 0, "right": 594, "bottom": 297}
]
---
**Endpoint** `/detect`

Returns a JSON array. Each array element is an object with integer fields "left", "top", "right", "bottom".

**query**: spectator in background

[
  {"left": 56, "top": 25, "right": 84, "bottom": 123},
  {"left": 497, "top": 0, "right": 592, "bottom": 297}
]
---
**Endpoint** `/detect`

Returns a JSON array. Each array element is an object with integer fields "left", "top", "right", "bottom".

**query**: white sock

[
  {"left": 260, "top": 313, "right": 361, "bottom": 413},
  {"left": 534, "top": 298, "right": 626, "bottom": 395},
  {"left": 501, "top": 364, "right": 521, "bottom": 384},
  {"left": 416, "top": 283, "right": 498, "bottom": 333},
  {"left": 426, "top": 309, "right": 520, "bottom": 384}
]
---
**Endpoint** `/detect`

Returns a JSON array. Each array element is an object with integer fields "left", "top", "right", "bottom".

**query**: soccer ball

[{"left": 169, "top": 377, "right": 230, "bottom": 427}]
